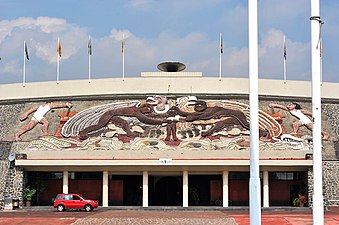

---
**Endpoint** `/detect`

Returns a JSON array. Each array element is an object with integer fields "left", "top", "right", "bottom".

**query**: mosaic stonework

[
  {"left": 13, "top": 96, "right": 324, "bottom": 152},
  {"left": 1, "top": 96, "right": 338, "bottom": 207}
]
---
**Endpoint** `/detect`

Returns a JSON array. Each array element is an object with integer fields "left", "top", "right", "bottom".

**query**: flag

[
  {"left": 220, "top": 33, "right": 223, "bottom": 54},
  {"left": 122, "top": 34, "right": 125, "bottom": 54},
  {"left": 88, "top": 38, "right": 92, "bottom": 55},
  {"left": 57, "top": 37, "right": 62, "bottom": 57},
  {"left": 283, "top": 36, "right": 286, "bottom": 60},
  {"left": 24, "top": 42, "right": 29, "bottom": 60}
]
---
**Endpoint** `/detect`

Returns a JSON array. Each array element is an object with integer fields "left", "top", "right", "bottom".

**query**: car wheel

[
  {"left": 84, "top": 204, "right": 93, "bottom": 212},
  {"left": 57, "top": 204, "right": 65, "bottom": 212}
]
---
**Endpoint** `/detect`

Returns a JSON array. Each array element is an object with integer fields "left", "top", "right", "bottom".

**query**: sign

[{"left": 159, "top": 158, "right": 172, "bottom": 165}]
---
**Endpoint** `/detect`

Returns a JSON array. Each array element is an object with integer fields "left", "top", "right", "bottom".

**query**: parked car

[{"left": 53, "top": 193, "right": 98, "bottom": 212}]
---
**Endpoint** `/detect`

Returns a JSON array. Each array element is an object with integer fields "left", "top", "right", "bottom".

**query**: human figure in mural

[
  {"left": 269, "top": 102, "right": 329, "bottom": 140},
  {"left": 78, "top": 104, "right": 170, "bottom": 140},
  {"left": 15, "top": 102, "right": 73, "bottom": 141},
  {"left": 173, "top": 100, "right": 267, "bottom": 137},
  {"left": 165, "top": 107, "right": 180, "bottom": 141}
]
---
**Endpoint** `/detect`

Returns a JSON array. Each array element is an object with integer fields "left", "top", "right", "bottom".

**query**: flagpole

[
  {"left": 57, "top": 53, "right": 60, "bottom": 84},
  {"left": 248, "top": 0, "right": 261, "bottom": 224},
  {"left": 311, "top": 0, "right": 324, "bottom": 224},
  {"left": 23, "top": 41, "right": 26, "bottom": 87},
  {"left": 219, "top": 33, "right": 222, "bottom": 81},
  {"left": 89, "top": 49, "right": 91, "bottom": 82},
  {"left": 57, "top": 37, "right": 60, "bottom": 84},
  {"left": 320, "top": 38, "right": 323, "bottom": 85},
  {"left": 283, "top": 35, "right": 287, "bottom": 84},
  {"left": 88, "top": 36, "right": 91, "bottom": 83},
  {"left": 122, "top": 34, "right": 125, "bottom": 81}
]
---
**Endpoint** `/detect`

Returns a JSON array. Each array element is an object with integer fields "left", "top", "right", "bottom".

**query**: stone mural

[{"left": 13, "top": 95, "right": 324, "bottom": 152}]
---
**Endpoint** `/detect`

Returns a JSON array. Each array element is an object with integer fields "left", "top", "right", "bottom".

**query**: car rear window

[{"left": 55, "top": 194, "right": 62, "bottom": 200}]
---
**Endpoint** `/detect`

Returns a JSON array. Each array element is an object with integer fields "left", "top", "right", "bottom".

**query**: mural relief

[
  {"left": 15, "top": 102, "right": 72, "bottom": 141},
  {"left": 269, "top": 102, "right": 329, "bottom": 140},
  {"left": 16, "top": 96, "right": 323, "bottom": 151}
]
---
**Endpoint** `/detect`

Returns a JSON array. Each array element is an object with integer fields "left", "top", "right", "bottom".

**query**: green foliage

[
  {"left": 293, "top": 194, "right": 307, "bottom": 207},
  {"left": 23, "top": 186, "right": 36, "bottom": 201}
]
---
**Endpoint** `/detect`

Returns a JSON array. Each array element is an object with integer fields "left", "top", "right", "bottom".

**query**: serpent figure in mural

[
  {"left": 61, "top": 96, "right": 282, "bottom": 141},
  {"left": 173, "top": 100, "right": 267, "bottom": 137},
  {"left": 62, "top": 96, "right": 180, "bottom": 141},
  {"left": 78, "top": 104, "right": 168, "bottom": 140}
]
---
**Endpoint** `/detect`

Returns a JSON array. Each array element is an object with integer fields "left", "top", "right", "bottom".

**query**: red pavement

[
  {"left": 1, "top": 208, "right": 339, "bottom": 225},
  {"left": 230, "top": 210, "right": 339, "bottom": 225}
]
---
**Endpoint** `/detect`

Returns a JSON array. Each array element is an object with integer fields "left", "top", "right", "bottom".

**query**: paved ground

[{"left": 1, "top": 207, "right": 339, "bottom": 225}]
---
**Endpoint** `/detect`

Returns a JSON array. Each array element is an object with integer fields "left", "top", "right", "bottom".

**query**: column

[
  {"left": 183, "top": 170, "right": 188, "bottom": 207},
  {"left": 263, "top": 170, "right": 269, "bottom": 207},
  {"left": 63, "top": 171, "right": 68, "bottom": 194},
  {"left": 102, "top": 171, "right": 109, "bottom": 207},
  {"left": 142, "top": 171, "right": 148, "bottom": 207},
  {"left": 223, "top": 171, "right": 229, "bottom": 207}
]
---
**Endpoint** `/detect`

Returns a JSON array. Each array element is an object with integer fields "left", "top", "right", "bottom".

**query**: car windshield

[{"left": 79, "top": 195, "right": 86, "bottom": 199}]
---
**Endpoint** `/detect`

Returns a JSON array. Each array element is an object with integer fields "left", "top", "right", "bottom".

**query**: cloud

[
  {"left": 259, "top": 29, "right": 310, "bottom": 80},
  {"left": 0, "top": 16, "right": 308, "bottom": 84},
  {"left": 110, "top": 29, "right": 133, "bottom": 41},
  {"left": 2, "top": 59, "right": 20, "bottom": 74},
  {"left": 0, "top": 7, "right": 334, "bottom": 85},
  {"left": 0, "top": 17, "right": 67, "bottom": 43},
  {"left": 126, "top": 0, "right": 157, "bottom": 11},
  {"left": 0, "top": 17, "right": 87, "bottom": 65}
]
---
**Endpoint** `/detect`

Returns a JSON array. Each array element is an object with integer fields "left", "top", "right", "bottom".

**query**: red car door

[
  {"left": 72, "top": 194, "right": 84, "bottom": 209},
  {"left": 62, "top": 194, "right": 73, "bottom": 208}
]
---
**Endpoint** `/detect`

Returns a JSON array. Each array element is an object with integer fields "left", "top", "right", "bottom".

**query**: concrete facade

[{"left": 1, "top": 77, "right": 339, "bottom": 208}]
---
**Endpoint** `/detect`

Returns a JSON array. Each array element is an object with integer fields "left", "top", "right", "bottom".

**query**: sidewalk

[{"left": 1, "top": 207, "right": 339, "bottom": 225}]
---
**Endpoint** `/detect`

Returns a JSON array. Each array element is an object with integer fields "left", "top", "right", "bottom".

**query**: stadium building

[{"left": 1, "top": 68, "right": 339, "bottom": 208}]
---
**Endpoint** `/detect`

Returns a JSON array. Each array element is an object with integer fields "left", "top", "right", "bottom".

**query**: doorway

[{"left": 149, "top": 176, "right": 182, "bottom": 206}]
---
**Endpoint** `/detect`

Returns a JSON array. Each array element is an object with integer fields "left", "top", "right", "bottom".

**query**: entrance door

[{"left": 150, "top": 176, "right": 182, "bottom": 206}]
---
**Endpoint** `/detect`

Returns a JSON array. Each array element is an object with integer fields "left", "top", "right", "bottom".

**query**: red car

[{"left": 53, "top": 193, "right": 98, "bottom": 212}]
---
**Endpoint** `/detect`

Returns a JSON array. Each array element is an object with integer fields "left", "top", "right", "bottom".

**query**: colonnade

[{"left": 61, "top": 170, "right": 271, "bottom": 208}]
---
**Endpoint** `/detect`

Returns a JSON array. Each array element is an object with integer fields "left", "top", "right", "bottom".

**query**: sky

[{"left": 0, "top": 0, "right": 339, "bottom": 84}]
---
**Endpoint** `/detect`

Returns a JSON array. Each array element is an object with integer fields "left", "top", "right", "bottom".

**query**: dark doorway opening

[
  {"left": 26, "top": 172, "right": 63, "bottom": 206},
  {"left": 188, "top": 175, "right": 222, "bottom": 206},
  {"left": 149, "top": 176, "right": 182, "bottom": 206},
  {"left": 229, "top": 172, "right": 250, "bottom": 206},
  {"left": 109, "top": 175, "right": 142, "bottom": 206},
  {"left": 69, "top": 172, "right": 103, "bottom": 205},
  {"left": 269, "top": 171, "right": 307, "bottom": 206}
]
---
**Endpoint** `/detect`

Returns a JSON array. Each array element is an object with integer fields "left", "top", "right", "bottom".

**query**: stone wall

[
  {"left": 307, "top": 161, "right": 339, "bottom": 207},
  {"left": 0, "top": 98, "right": 339, "bottom": 207},
  {"left": 307, "top": 168, "right": 313, "bottom": 207},
  {"left": 323, "top": 161, "right": 339, "bottom": 206},
  {"left": 0, "top": 103, "right": 25, "bottom": 207},
  {"left": 0, "top": 104, "right": 24, "bottom": 142},
  {"left": 0, "top": 143, "right": 24, "bottom": 206},
  {"left": 1, "top": 163, "right": 24, "bottom": 204}
]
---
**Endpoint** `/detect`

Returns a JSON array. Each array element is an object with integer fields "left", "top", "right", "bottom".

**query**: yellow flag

[{"left": 57, "top": 37, "right": 62, "bottom": 57}]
